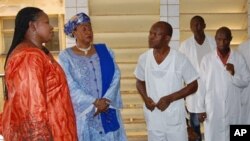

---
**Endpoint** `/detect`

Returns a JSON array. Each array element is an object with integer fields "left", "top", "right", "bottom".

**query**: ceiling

[{"left": 180, "top": 0, "right": 248, "bottom": 46}]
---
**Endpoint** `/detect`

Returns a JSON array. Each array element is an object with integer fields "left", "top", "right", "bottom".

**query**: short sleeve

[
  {"left": 180, "top": 54, "right": 199, "bottom": 84},
  {"left": 134, "top": 53, "right": 147, "bottom": 81}
]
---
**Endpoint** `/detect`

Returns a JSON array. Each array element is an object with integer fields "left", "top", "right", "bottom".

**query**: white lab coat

[
  {"left": 179, "top": 35, "right": 216, "bottom": 113},
  {"left": 199, "top": 50, "right": 250, "bottom": 141},
  {"left": 134, "top": 48, "right": 199, "bottom": 141},
  {"left": 238, "top": 40, "right": 250, "bottom": 124}
]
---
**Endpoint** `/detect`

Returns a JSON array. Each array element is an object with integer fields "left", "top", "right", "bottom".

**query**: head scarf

[{"left": 64, "top": 12, "right": 91, "bottom": 38}]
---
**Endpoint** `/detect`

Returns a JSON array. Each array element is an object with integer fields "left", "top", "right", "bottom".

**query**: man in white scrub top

[
  {"left": 198, "top": 27, "right": 250, "bottom": 141},
  {"left": 179, "top": 15, "right": 216, "bottom": 141},
  {"left": 238, "top": 39, "right": 250, "bottom": 124},
  {"left": 134, "top": 21, "right": 199, "bottom": 141}
]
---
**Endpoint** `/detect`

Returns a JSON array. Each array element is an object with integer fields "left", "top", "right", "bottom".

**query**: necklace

[{"left": 76, "top": 45, "right": 92, "bottom": 55}]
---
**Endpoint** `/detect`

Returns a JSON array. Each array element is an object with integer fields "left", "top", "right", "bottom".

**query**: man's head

[
  {"left": 190, "top": 15, "right": 206, "bottom": 35},
  {"left": 148, "top": 21, "right": 172, "bottom": 49},
  {"left": 215, "top": 26, "right": 232, "bottom": 51}
]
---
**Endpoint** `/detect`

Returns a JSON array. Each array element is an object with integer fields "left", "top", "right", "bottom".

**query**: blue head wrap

[{"left": 64, "top": 13, "right": 91, "bottom": 38}]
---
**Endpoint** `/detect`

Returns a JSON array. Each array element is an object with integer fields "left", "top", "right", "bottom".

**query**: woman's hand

[{"left": 94, "top": 98, "right": 110, "bottom": 116}]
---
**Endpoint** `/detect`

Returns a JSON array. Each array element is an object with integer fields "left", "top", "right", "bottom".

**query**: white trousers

[{"left": 148, "top": 125, "right": 188, "bottom": 141}]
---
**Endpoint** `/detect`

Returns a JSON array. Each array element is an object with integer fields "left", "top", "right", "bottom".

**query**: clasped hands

[
  {"left": 93, "top": 98, "right": 110, "bottom": 116},
  {"left": 145, "top": 95, "right": 173, "bottom": 112}
]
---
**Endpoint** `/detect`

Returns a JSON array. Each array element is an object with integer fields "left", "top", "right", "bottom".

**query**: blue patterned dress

[{"left": 59, "top": 44, "right": 127, "bottom": 141}]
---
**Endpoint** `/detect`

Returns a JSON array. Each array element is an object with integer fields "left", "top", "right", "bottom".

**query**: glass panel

[
  {"left": 1, "top": 15, "right": 61, "bottom": 54},
  {"left": 45, "top": 31, "right": 59, "bottom": 51},
  {"left": 3, "top": 17, "right": 58, "bottom": 29},
  {"left": 3, "top": 31, "right": 60, "bottom": 53},
  {"left": 49, "top": 17, "right": 58, "bottom": 27},
  {"left": 3, "top": 19, "right": 15, "bottom": 29},
  {"left": 3, "top": 32, "right": 13, "bottom": 54}
]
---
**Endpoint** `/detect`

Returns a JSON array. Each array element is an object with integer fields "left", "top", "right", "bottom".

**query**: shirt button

[{"left": 99, "top": 131, "right": 103, "bottom": 134}]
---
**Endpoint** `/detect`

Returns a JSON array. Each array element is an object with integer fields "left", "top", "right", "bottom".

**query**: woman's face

[
  {"left": 73, "top": 22, "right": 93, "bottom": 44},
  {"left": 33, "top": 12, "right": 54, "bottom": 43}
]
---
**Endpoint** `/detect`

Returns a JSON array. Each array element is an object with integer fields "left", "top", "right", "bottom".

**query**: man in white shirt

[
  {"left": 238, "top": 39, "right": 250, "bottom": 124},
  {"left": 198, "top": 27, "right": 250, "bottom": 141},
  {"left": 179, "top": 15, "right": 216, "bottom": 141},
  {"left": 134, "top": 21, "right": 199, "bottom": 141}
]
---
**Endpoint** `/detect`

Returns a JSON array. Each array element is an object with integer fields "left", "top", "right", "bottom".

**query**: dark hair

[
  {"left": 165, "top": 22, "right": 173, "bottom": 37},
  {"left": 156, "top": 21, "right": 173, "bottom": 37},
  {"left": 216, "top": 26, "right": 232, "bottom": 40},
  {"left": 191, "top": 15, "right": 205, "bottom": 24},
  {"left": 4, "top": 7, "right": 43, "bottom": 99}
]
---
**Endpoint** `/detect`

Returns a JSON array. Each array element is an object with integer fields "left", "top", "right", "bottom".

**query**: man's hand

[
  {"left": 198, "top": 112, "right": 207, "bottom": 122},
  {"left": 145, "top": 97, "right": 156, "bottom": 111},
  {"left": 156, "top": 95, "right": 173, "bottom": 111},
  {"left": 225, "top": 63, "right": 235, "bottom": 76}
]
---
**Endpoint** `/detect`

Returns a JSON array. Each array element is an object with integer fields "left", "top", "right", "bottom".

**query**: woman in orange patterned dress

[{"left": 0, "top": 7, "right": 78, "bottom": 141}]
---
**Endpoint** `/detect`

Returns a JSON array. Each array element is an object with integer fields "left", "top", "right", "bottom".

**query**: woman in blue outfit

[{"left": 59, "top": 13, "right": 127, "bottom": 141}]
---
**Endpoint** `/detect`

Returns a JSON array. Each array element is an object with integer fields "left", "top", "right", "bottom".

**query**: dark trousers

[{"left": 190, "top": 113, "right": 202, "bottom": 141}]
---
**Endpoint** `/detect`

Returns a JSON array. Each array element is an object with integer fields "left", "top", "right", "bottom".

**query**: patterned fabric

[
  {"left": 58, "top": 44, "right": 127, "bottom": 141},
  {"left": 1, "top": 42, "right": 78, "bottom": 141},
  {"left": 64, "top": 12, "right": 90, "bottom": 38}
]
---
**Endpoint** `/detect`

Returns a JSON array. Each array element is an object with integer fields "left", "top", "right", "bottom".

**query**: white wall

[
  {"left": 160, "top": 0, "right": 180, "bottom": 49},
  {"left": 64, "top": 0, "right": 88, "bottom": 47}
]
